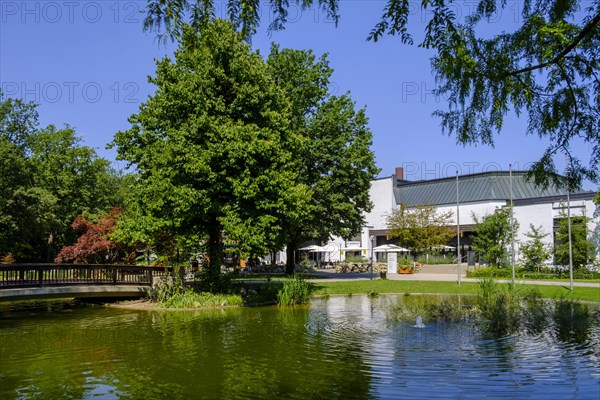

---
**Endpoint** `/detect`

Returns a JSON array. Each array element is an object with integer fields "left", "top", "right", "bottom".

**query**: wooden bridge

[{"left": 0, "top": 264, "right": 168, "bottom": 301}]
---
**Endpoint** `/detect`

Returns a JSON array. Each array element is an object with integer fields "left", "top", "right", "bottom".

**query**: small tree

[
  {"left": 386, "top": 204, "right": 454, "bottom": 257},
  {"left": 55, "top": 208, "right": 136, "bottom": 264},
  {"left": 554, "top": 214, "right": 596, "bottom": 270},
  {"left": 472, "top": 207, "right": 519, "bottom": 268},
  {"left": 520, "top": 224, "right": 551, "bottom": 272}
]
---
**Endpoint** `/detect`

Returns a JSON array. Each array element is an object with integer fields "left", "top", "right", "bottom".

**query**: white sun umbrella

[
  {"left": 298, "top": 245, "right": 320, "bottom": 251},
  {"left": 373, "top": 244, "right": 410, "bottom": 252},
  {"left": 309, "top": 245, "right": 339, "bottom": 262}
]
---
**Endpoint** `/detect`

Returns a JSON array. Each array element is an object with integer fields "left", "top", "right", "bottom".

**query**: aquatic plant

[
  {"left": 387, "top": 295, "right": 478, "bottom": 323},
  {"left": 147, "top": 272, "right": 185, "bottom": 304},
  {"left": 277, "top": 274, "right": 312, "bottom": 306},
  {"left": 553, "top": 297, "right": 596, "bottom": 344},
  {"left": 160, "top": 291, "right": 243, "bottom": 308},
  {"left": 477, "top": 278, "right": 522, "bottom": 336}
]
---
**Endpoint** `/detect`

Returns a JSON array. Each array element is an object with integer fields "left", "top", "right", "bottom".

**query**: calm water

[{"left": 0, "top": 295, "right": 599, "bottom": 399}]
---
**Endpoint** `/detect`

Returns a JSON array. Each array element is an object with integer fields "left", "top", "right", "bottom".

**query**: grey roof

[{"left": 393, "top": 171, "right": 581, "bottom": 206}]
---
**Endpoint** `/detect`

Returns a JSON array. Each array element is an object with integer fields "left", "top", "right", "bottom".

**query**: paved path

[{"left": 310, "top": 265, "right": 600, "bottom": 289}]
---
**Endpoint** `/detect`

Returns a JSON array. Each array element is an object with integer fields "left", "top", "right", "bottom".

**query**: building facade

[{"left": 309, "top": 168, "right": 598, "bottom": 266}]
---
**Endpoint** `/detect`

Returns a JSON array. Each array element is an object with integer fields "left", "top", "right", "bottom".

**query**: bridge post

[{"left": 38, "top": 268, "right": 43, "bottom": 287}]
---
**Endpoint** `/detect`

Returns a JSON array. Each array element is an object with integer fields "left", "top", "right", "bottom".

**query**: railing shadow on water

[{"left": 0, "top": 264, "right": 168, "bottom": 289}]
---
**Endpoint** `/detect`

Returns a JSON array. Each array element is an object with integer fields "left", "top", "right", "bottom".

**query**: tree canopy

[
  {"left": 54, "top": 207, "right": 137, "bottom": 264},
  {"left": 472, "top": 206, "right": 519, "bottom": 267},
  {"left": 265, "top": 45, "right": 379, "bottom": 273},
  {"left": 143, "top": 0, "right": 600, "bottom": 189},
  {"left": 0, "top": 95, "right": 122, "bottom": 262},
  {"left": 386, "top": 203, "right": 454, "bottom": 255},
  {"left": 554, "top": 213, "right": 596, "bottom": 269},
  {"left": 113, "top": 21, "right": 378, "bottom": 277},
  {"left": 112, "top": 21, "right": 308, "bottom": 281},
  {"left": 519, "top": 224, "right": 552, "bottom": 271}
]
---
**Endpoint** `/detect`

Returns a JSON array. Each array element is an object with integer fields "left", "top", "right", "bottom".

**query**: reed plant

[
  {"left": 277, "top": 274, "right": 312, "bottom": 306},
  {"left": 160, "top": 291, "right": 243, "bottom": 308},
  {"left": 553, "top": 297, "right": 595, "bottom": 343},
  {"left": 477, "top": 278, "right": 521, "bottom": 336},
  {"left": 387, "top": 295, "right": 478, "bottom": 323},
  {"left": 385, "top": 278, "right": 596, "bottom": 339}
]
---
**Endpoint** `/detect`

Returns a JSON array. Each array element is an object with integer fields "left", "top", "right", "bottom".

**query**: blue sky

[{"left": 1, "top": 1, "right": 593, "bottom": 187}]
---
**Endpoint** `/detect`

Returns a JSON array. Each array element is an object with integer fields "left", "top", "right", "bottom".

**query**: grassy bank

[
  {"left": 466, "top": 267, "right": 600, "bottom": 282},
  {"left": 311, "top": 280, "right": 600, "bottom": 303}
]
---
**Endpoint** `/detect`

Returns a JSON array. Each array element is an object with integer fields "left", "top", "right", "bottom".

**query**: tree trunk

[
  {"left": 46, "top": 232, "right": 54, "bottom": 262},
  {"left": 285, "top": 243, "right": 296, "bottom": 275},
  {"left": 206, "top": 219, "right": 223, "bottom": 285}
]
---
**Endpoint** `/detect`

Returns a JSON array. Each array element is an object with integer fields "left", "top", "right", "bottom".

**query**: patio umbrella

[
  {"left": 298, "top": 245, "right": 320, "bottom": 251},
  {"left": 373, "top": 244, "right": 409, "bottom": 252}
]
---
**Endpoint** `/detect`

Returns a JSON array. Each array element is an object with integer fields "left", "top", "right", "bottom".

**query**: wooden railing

[{"left": 0, "top": 264, "right": 167, "bottom": 289}]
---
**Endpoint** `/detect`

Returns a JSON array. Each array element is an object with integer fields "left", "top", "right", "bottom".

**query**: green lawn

[{"left": 310, "top": 280, "right": 600, "bottom": 303}]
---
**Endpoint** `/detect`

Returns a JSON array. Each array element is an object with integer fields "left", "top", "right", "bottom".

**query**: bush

[
  {"left": 468, "top": 267, "right": 513, "bottom": 279},
  {"left": 147, "top": 274, "right": 185, "bottom": 304},
  {"left": 239, "top": 281, "right": 280, "bottom": 305},
  {"left": 467, "top": 266, "right": 600, "bottom": 280},
  {"left": 344, "top": 255, "right": 368, "bottom": 263},
  {"left": 194, "top": 270, "right": 234, "bottom": 294},
  {"left": 416, "top": 254, "right": 457, "bottom": 265}
]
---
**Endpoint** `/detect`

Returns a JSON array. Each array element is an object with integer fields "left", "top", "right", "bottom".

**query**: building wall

[
  {"left": 439, "top": 201, "right": 507, "bottom": 226},
  {"left": 364, "top": 176, "right": 397, "bottom": 230},
  {"left": 265, "top": 176, "right": 598, "bottom": 266}
]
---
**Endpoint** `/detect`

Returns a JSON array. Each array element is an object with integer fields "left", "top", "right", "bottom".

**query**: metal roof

[{"left": 393, "top": 171, "right": 577, "bottom": 206}]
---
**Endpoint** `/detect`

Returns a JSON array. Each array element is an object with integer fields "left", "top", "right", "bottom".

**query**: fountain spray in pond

[{"left": 414, "top": 316, "right": 425, "bottom": 328}]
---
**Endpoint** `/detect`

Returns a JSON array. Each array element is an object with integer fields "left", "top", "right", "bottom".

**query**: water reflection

[{"left": 0, "top": 296, "right": 598, "bottom": 399}]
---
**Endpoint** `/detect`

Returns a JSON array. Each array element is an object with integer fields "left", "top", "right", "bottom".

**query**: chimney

[{"left": 395, "top": 167, "right": 404, "bottom": 181}]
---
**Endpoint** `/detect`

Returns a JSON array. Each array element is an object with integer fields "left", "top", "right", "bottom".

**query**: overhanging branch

[{"left": 502, "top": 11, "right": 600, "bottom": 78}]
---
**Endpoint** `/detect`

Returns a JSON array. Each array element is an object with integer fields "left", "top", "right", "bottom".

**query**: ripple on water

[{"left": 1, "top": 296, "right": 599, "bottom": 399}]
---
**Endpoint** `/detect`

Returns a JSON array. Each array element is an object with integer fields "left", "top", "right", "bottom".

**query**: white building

[{"left": 308, "top": 168, "right": 598, "bottom": 266}]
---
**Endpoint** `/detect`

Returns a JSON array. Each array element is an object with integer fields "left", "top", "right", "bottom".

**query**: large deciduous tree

[
  {"left": 266, "top": 45, "right": 379, "bottom": 274},
  {"left": 111, "top": 21, "right": 307, "bottom": 283},
  {"left": 472, "top": 206, "right": 519, "bottom": 268},
  {"left": 0, "top": 95, "right": 121, "bottom": 262},
  {"left": 386, "top": 203, "right": 454, "bottom": 256},
  {"left": 143, "top": 0, "right": 600, "bottom": 189}
]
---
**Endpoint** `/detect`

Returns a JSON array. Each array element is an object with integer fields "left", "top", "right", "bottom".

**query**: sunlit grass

[{"left": 311, "top": 280, "right": 600, "bottom": 303}]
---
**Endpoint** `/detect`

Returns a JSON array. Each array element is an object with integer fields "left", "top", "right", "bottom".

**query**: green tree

[
  {"left": 0, "top": 95, "right": 123, "bottom": 261},
  {"left": 0, "top": 95, "right": 39, "bottom": 149},
  {"left": 265, "top": 45, "right": 378, "bottom": 274},
  {"left": 472, "top": 207, "right": 519, "bottom": 268},
  {"left": 28, "top": 125, "right": 122, "bottom": 260},
  {"left": 111, "top": 21, "right": 307, "bottom": 284},
  {"left": 143, "top": 0, "right": 600, "bottom": 189},
  {"left": 554, "top": 214, "right": 596, "bottom": 269},
  {"left": 386, "top": 204, "right": 454, "bottom": 256},
  {"left": 520, "top": 224, "right": 552, "bottom": 272},
  {"left": 0, "top": 136, "right": 55, "bottom": 261}
]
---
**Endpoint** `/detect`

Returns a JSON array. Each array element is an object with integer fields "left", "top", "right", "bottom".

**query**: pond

[{"left": 0, "top": 295, "right": 599, "bottom": 399}]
